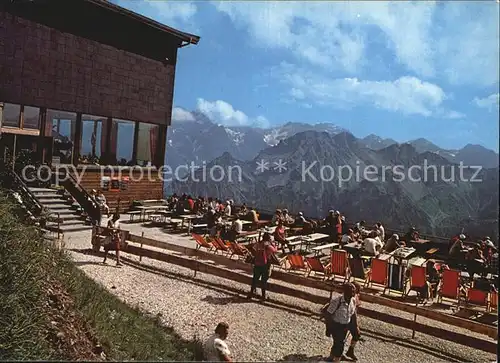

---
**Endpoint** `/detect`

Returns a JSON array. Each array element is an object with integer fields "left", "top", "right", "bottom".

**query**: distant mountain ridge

[
  {"left": 165, "top": 107, "right": 498, "bottom": 170},
  {"left": 170, "top": 130, "right": 499, "bottom": 239}
]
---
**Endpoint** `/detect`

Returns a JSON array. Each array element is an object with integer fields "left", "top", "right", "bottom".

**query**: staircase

[{"left": 28, "top": 187, "right": 93, "bottom": 233}]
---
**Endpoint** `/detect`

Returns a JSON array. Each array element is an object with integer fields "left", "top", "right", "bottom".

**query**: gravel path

[{"left": 64, "top": 227, "right": 497, "bottom": 363}]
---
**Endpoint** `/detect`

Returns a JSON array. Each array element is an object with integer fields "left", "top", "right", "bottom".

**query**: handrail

[
  {"left": 57, "top": 168, "right": 100, "bottom": 223},
  {"left": 8, "top": 168, "right": 45, "bottom": 216}
]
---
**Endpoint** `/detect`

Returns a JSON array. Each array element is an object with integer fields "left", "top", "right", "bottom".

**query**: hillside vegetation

[{"left": 0, "top": 192, "right": 201, "bottom": 361}]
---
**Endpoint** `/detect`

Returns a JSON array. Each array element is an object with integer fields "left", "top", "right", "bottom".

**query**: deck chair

[
  {"left": 192, "top": 233, "right": 213, "bottom": 251},
  {"left": 466, "top": 288, "right": 489, "bottom": 310},
  {"left": 488, "top": 291, "right": 497, "bottom": 313},
  {"left": 212, "top": 237, "right": 231, "bottom": 255},
  {"left": 286, "top": 253, "right": 307, "bottom": 274},
  {"left": 227, "top": 241, "right": 249, "bottom": 260},
  {"left": 437, "top": 269, "right": 461, "bottom": 306},
  {"left": 305, "top": 256, "right": 331, "bottom": 279},
  {"left": 348, "top": 257, "right": 369, "bottom": 282},
  {"left": 365, "top": 258, "right": 389, "bottom": 295},
  {"left": 330, "top": 249, "right": 350, "bottom": 283},
  {"left": 403, "top": 265, "right": 427, "bottom": 299}
]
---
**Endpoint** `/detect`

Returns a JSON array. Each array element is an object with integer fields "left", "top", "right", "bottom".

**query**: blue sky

[{"left": 112, "top": 0, "right": 499, "bottom": 151}]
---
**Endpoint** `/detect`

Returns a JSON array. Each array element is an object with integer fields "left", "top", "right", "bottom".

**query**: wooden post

[
  {"left": 139, "top": 231, "right": 144, "bottom": 262},
  {"left": 73, "top": 113, "right": 82, "bottom": 166},
  {"left": 132, "top": 121, "right": 139, "bottom": 164}
]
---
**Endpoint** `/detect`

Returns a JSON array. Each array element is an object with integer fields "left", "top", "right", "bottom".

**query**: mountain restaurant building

[{"left": 0, "top": 0, "right": 199, "bottom": 210}]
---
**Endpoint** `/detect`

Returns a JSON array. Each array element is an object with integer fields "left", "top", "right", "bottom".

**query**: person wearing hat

[
  {"left": 449, "top": 234, "right": 469, "bottom": 259},
  {"left": 282, "top": 209, "right": 294, "bottom": 226},
  {"left": 248, "top": 232, "right": 277, "bottom": 300},
  {"left": 293, "top": 211, "right": 307, "bottom": 226}
]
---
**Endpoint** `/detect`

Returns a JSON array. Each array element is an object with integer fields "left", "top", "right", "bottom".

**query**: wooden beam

[
  {"left": 0, "top": 127, "right": 40, "bottom": 136},
  {"left": 131, "top": 121, "right": 139, "bottom": 164},
  {"left": 127, "top": 233, "right": 497, "bottom": 338},
  {"left": 73, "top": 113, "right": 82, "bottom": 166},
  {"left": 121, "top": 243, "right": 497, "bottom": 354}
]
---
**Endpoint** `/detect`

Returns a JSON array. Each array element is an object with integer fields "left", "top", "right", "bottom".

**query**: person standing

[
  {"left": 247, "top": 232, "right": 277, "bottom": 300},
  {"left": 323, "top": 283, "right": 357, "bottom": 362},
  {"left": 103, "top": 213, "right": 122, "bottom": 266},
  {"left": 203, "top": 322, "right": 232, "bottom": 362}
]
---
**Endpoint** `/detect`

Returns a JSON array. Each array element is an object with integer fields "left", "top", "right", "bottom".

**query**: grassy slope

[{"left": 0, "top": 192, "right": 202, "bottom": 361}]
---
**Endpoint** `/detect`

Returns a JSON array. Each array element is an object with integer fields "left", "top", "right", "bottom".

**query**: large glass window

[
  {"left": 1, "top": 103, "right": 21, "bottom": 128},
  {"left": 111, "top": 119, "right": 135, "bottom": 166},
  {"left": 46, "top": 109, "right": 77, "bottom": 164},
  {"left": 81, "top": 115, "right": 106, "bottom": 165},
  {"left": 23, "top": 106, "right": 40, "bottom": 129},
  {"left": 136, "top": 122, "right": 159, "bottom": 167}
]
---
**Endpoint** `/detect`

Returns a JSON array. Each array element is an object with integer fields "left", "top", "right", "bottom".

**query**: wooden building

[{"left": 0, "top": 0, "right": 199, "bottom": 210}]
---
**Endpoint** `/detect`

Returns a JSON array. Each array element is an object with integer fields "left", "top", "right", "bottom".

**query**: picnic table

[
  {"left": 136, "top": 205, "right": 170, "bottom": 221},
  {"left": 311, "top": 242, "right": 340, "bottom": 255},
  {"left": 179, "top": 214, "right": 204, "bottom": 233}
]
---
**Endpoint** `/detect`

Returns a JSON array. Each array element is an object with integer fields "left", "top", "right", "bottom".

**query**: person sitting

[
  {"left": 324, "top": 210, "right": 339, "bottom": 240},
  {"left": 238, "top": 203, "right": 248, "bottom": 217},
  {"left": 281, "top": 209, "right": 294, "bottom": 226},
  {"left": 293, "top": 212, "right": 307, "bottom": 227},
  {"left": 224, "top": 200, "right": 232, "bottom": 217},
  {"left": 340, "top": 229, "right": 355, "bottom": 247},
  {"left": 449, "top": 236, "right": 468, "bottom": 259},
  {"left": 448, "top": 233, "right": 465, "bottom": 252},
  {"left": 250, "top": 208, "right": 259, "bottom": 227},
  {"left": 383, "top": 233, "right": 404, "bottom": 253},
  {"left": 375, "top": 222, "right": 385, "bottom": 242},
  {"left": 227, "top": 217, "right": 243, "bottom": 242},
  {"left": 203, "top": 322, "right": 232, "bottom": 362},
  {"left": 425, "top": 261, "right": 440, "bottom": 300},
  {"left": 271, "top": 209, "right": 282, "bottom": 225},
  {"left": 405, "top": 226, "right": 420, "bottom": 243},
  {"left": 273, "top": 220, "right": 290, "bottom": 252},
  {"left": 363, "top": 231, "right": 383, "bottom": 256},
  {"left": 466, "top": 244, "right": 487, "bottom": 280},
  {"left": 355, "top": 220, "right": 367, "bottom": 236}
]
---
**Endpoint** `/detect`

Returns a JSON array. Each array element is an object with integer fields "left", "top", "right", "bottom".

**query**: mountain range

[
  {"left": 170, "top": 130, "right": 499, "bottom": 239},
  {"left": 164, "top": 108, "right": 499, "bottom": 170},
  {"left": 165, "top": 108, "right": 498, "bottom": 239}
]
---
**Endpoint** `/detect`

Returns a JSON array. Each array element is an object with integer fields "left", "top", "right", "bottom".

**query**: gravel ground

[{"left": 63, "top": 226, "right": 497, "bottom": 363}]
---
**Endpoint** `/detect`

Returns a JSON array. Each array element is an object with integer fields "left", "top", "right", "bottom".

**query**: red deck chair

[
  {"left": 466, "top": 288, "right": 489, "bottom": 310},
  {"left": 287, "top": 253, "right": 307, "bottom": 274},
  {"left": 404, "top": 265, "right": 427, "bottom": 299},
  {"left": 192, "top": 233, "right": 213, "bottom": 251},
  {"left": 226, "top": 241, "right": 249, "bottom": 260},
  {"left": 489, "top": 291, "right": 497, "bottom": 313},
  {"left": 437, "top": 269, "right": 461, "bottom": 306},
  {"left": 213, "top": 237, "right": 230, "bottom": 255},
  {"left": 366, "top": 258, "right": 388, "bottom": 295},
  {"left": 305, "top": 256, "right": 331, "bottom": 279},
  {"left": 330, "top": 249, "right": 350, "bottom": 283}
]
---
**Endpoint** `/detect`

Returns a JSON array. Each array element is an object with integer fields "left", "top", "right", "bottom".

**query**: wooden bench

[{"left": 127, "top": 211, "right": 142, "bottom": 222}]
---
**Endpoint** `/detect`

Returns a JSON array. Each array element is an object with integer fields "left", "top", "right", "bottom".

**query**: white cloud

[
  {"left": 196, "top": 98, "right": 269, "bottom": 127},
  {"left": 214, "top": 1, "right": 499, "bottom": 86},
  {"left": 112, "top": 0, "right": 198, "bottom": 32},
  {"left": 172, "top": 107, "right": 195, "bottom": 122},
  {"left": 275, "top": 63, "right": 459, "bottom": 118},
  {"left": 473, "top": 93, "right": 500, "bottom": 112}
]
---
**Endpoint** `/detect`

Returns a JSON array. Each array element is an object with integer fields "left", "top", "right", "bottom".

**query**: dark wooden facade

[{"left": 0, "top": 0, "right": 199, "bottom": 205}]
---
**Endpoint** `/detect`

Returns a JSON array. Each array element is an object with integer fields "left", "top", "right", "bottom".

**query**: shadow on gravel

[
  {"left": 360, "top": 328, "right": 464, "bottom": 362},
  {"left": 201, "top": 295, "right": 252, "bottom": 305},
  {"left": 279, "top": 353, "right": 327, "bottom": 361}
]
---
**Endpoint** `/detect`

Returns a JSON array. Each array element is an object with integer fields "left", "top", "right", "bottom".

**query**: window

[
  {"left": 81, "top": 114, "right": 106, "bottom": 164},
  {"left": 111, "top": 119, "right": 135, "bottom": 166},
  {"left": 46, "top": 109, "right": 77, "bottom": 164},
  {"left": 1, "top": 103, "right": 21, "bottom": 128},
  {"left": 23, "top": 106, "right": 40, "bottom": 129},
  {"left": 136, "top": 122, "right": 159, "bottom": 167}
]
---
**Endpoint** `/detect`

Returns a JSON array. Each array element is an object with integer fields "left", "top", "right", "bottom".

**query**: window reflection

[
  {"left": 1, "top": 103, "right": 21, "bottom": 127},
  {"left": 136, "top": 122, "right": 159, "bottom": 167},
  {"left": 46, "top": 109, "right": 76, "bottom": 164},
  {"left": 81, "top": 115, "right": 106, "bottom": 165},
  {"left": 111, "top": 119, "right": 135, "bottom": 166},
  {"left": 23, "top": 106, "right": 40, "bottom": 129}
]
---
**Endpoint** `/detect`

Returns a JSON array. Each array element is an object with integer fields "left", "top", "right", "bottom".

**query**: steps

[{"left": 29, "top": 187, "right": 93, "bottom": 233}]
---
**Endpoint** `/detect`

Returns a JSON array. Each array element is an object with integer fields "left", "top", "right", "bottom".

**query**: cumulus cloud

[
  {"left": 275, "top": 63, "right": 459, "bottom": 118},
  {"left": 172, "top": 107, "right": 195, "bottom": 122},
  {"left": 214, "top": 1, "right": 498, "bottom": 86},
  {"left": 196, "top": 98, "right": 269, "bottom": 127},
  {"left": 473, "top": 93, "right": 500, "bottom": 112}
]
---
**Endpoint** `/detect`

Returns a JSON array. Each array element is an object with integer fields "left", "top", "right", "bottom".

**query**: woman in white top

[
  {"left": 203, "top": 322, "right": 232, "bottom": 362},
  {"left": 103, "top": 213, "right": 122, "bottom": 266}
]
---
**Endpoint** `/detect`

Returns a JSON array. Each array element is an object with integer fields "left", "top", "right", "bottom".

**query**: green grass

[{"left": 0, "top": 192, "right": 202, "bottom": 361}]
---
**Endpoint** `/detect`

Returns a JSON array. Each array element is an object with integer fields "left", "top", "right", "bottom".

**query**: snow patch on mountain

[{"left": 225, "top": 128, "right": 245, "bottom": 145}]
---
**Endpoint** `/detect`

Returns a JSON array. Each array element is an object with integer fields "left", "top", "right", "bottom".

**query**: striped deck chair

[
  {"left": 403, "top": 265, "right": 427, "bottom": 300},
  {"left": 213, "top": 237, "right": 231, "bottom": 255},
  {"left": 305, "top": 256, "right": 331, "bottom": 279},
  {"left": 192, "top": 233, "right": 213, "bottom": 251},
  {"left": 488, "top": 291, "right": 497, "bottom": 313},
  {"left": 287, "top": 253, "right": 307, "bottom": 274},
  {"left": 330, "top": 249, "right": 350, "bottom": 283},
  {"left": 466, "top": 288, "right": 489, "bottom": 311},
  {"left": 366, "top": 258, "right": 389, "bottom": 295},
  {"left": 437, "top": 269, "right": 461, "bottom": 307},
  {"left": 226, "top": 241, "right": 249, "bottom": 260}
]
